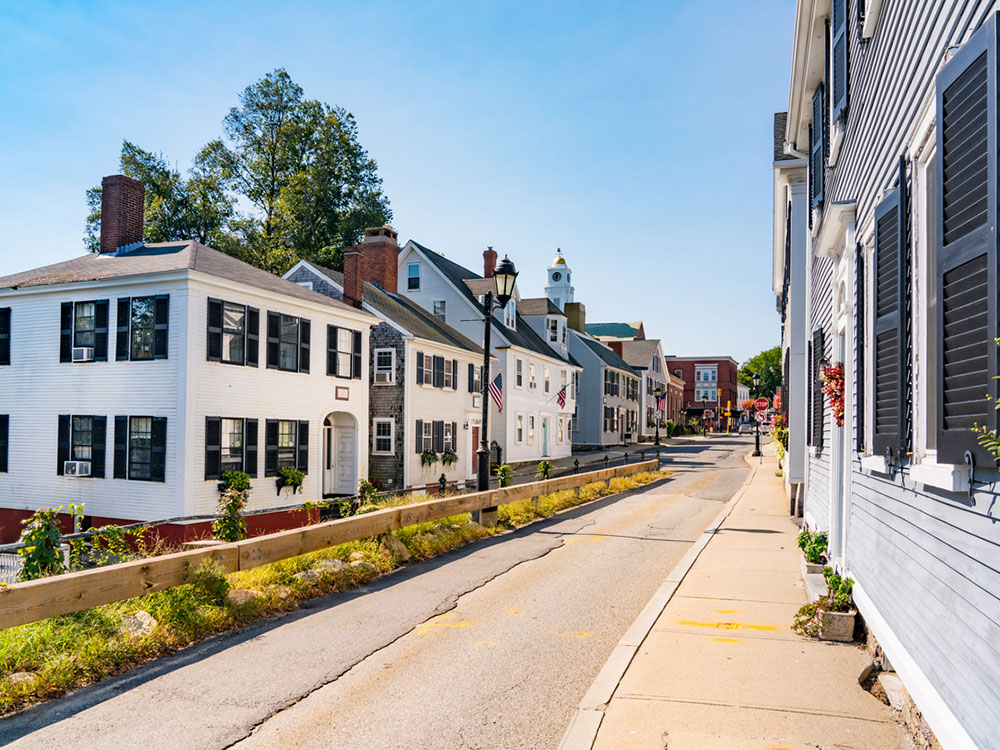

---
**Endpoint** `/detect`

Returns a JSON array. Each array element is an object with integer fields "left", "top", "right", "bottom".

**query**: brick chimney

[
  {"left": 343, "top": 225, "right": 399, "bottom": 308},
  {"left": 483, "top": 247, "right": 498, "bottom": 278},
  {"left": 100, "top": 175, "right": 145, "bottom": 254},
  {"left": 609, "top": 341, "right": 624, "bottom": 357},
  {"left": 565, "top": 301, "right": 586, "bottom": 333}
]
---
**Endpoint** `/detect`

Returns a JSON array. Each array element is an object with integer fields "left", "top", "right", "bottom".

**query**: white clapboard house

[
  {"left": 396, "top": 243, "right": 580, "bottom": 465},
  {"left": 0, "top": 175, "right": 377, "bottom": 543},
  {"left": 286, "top": 227, "right": 491, "bottom": 491},
  {"left": 775, "top": 2, "right": 1000, "bottom": 747}
]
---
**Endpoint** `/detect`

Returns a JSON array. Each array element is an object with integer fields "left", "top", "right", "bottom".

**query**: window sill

[
  {"left": 373, "top": 451, "right": 395, "bottom": 457},
  {"left": 860, "top": 455, "right": 890, "bottom": 475},
  {"left": 909, "top": 461, "right": 970, "bottom": 493}
]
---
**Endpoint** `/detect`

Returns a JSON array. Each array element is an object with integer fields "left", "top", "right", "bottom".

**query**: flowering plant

[
  {"left": 740, "top": 398, "right": 756, "bottom": 412},
  {"left": 821, "top": 363, "right": 845, "bottom": 427}
]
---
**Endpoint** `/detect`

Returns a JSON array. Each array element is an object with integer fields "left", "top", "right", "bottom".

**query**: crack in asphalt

[{"left": 223, "top": 521, "right": 593, "bottom": 748}]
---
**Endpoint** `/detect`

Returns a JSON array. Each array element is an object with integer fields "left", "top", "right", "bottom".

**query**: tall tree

[
  {"left": 86, "top": 69, "right": 392, "bottom": 275},
  {"left": 738, "top": 346, "right": 782, "bottom": 398}
]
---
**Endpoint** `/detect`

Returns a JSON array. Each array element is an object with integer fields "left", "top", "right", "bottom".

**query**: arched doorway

[{"left": 323, "top": 412, "right": 358, "bottom": 496}]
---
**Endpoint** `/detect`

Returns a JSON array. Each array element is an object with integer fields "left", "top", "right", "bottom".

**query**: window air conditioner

[
  {"left": 64, "top": 461, "right": 92, "bottom": 477},
  {"left": 374, "top": 371, "right": 392, "bottom": 384},
  {"left": 72, "top": 347, "right": 95, "bottom": 362}
]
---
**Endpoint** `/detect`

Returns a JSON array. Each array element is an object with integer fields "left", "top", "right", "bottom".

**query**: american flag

[
  {"left": 556, "top": 385, "right": 567, "bottom": 408},
  {"left": 488, "top": 372, "right": 503, "bottom": 412},
  {"left": 657, "top": 393, "right": 667, "bottom": 411}
]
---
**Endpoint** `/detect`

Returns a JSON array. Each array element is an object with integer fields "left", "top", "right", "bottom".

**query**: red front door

[{"left": 471, "top": 427, "right": 480, "bottom": 472}]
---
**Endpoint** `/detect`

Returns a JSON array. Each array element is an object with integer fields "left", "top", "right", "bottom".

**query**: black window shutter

[
  {"left": 113, "top": 416, "right": 128, "bottom": 478},
  {"left": 352, "top": 330, "right": 362, "bottom": 379},
  {"left": 60, "top": 302, "right": 73, "bottom": 362},
  {"left": 297, "top": 420, "right": 309, "bottom": 474},
  {"left": 433, "top": 356, "right": 444, "bottom": 388},
  {"left": 245, "top": 418, "right": 258, "bottom": 477},
  {"left": 153, "top": 295, "right": 169, "bottom": 359},
  {"left": 468, "top": 363, "right": 475, "bottom": 392},
  {"left": 327, "top": 324, "right": 338, "bottom": 376},
  {"left": 872, "top": 187, "right": 903, "bottom": 460},
  {"left": 451, "top": 422, "right": 457, "bottom": 452},
  {"left": 151, "top": 417, "right": 167, "bottom": 482},
  {"left": 936, "top": 20, "right": 997, "bottom": 464},
  {"left": 246, "top": 307, "right": 260, "bottom": 367},
  {"left": 855, "top": 243, "right": 866, "bottom": 453},
  {"left": 452, "top": 360, "right": 458, "bottom": 389},
  {"left": 811, "top": 330, "right": 825, "bottom": 449},
  {"left": 264, "top": 420, "right": 279, "bottom": 476},
  {"left": 433, "top": 421, "right": 444, "bottom": 452},
  {"left": 207, "top": 298, "right": 223, "bottom": 362},
  {"left": 416, "top": 352, "right": 424, "bottom": 385},
  {"left": 93, "top": 300, "right": 109, "bottom": 361},
  {"left": 299, "top": 318, "right": 311, "bottom": 373},
  {"left": 116, "top": 298, "right": 130, "bottom": 360},
  {"left": 0, "top": 307, "right": 9, "bottom": 366},
  {"left": 0, "top": 414, "right": 7, "bottom": 473},
  {"left": 811, "top": 85, "right": 825, "bottom": 208},
  {"left": 57, "top": 414, "right": 70, "bottom": 475},
  {"left": 266, "top": 312, "right": 280, "bottom": 369},
  {"left": 831, "top": 0, "right": 849, "bottom": 122},
  {"left": 415, "top": 420, "right": 423, "bottom": 453},
  {"left": 205, "top": 416, "right": 222, "bottom": 480},
  {"left": 91, "top": 415, "right": 106, "bottom": 478}
]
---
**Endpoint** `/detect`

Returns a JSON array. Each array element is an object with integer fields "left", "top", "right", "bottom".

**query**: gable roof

[
  {"left": 585, "top": 321, "right": 643, "bottom": 341},
  {"left": 517, "top": 297, "right": 563, "bottom": 316},
  {"left": 773, "top": 112, "right": 796, "bottom": 162},
  {"left": 0, "top": 241, "right": 362, "bottom": 313},
  {"left": 295, "top": 262, "right": 482, "bottom": 354},
  {"left": 408, "top": 241, "right": 579, "bottom": 367},
  {"left": 616, "top": 339, "right": 663, "bottom": 370},
  {"left": 578, "top": 334, "right": 636, "bottom": 373}
]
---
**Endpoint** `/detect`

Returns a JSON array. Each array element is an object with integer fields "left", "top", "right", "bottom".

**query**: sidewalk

[{"left": 562, "top": 445, "right": 909, "bottom": 750}]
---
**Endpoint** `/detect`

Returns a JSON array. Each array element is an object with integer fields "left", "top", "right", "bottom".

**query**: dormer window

[
  {"left": 547, "top": 318, "right": 559, "bottom": 343},
  {"left": 504, "top": 299, "right": 516, "bottom": 329}
]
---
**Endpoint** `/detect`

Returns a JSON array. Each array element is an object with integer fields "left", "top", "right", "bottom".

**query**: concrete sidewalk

[{"left": 562, "top": 446, "right": 909, "bottom": 750}]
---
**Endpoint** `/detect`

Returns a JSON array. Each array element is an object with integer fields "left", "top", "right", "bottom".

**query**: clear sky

[{"left": 0, "top": 0, "right": 795, "bottom": 363}]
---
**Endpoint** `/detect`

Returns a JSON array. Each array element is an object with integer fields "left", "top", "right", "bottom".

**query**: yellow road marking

[
  {"left": 473, "top": 640, "right": 500, "bottom": 648},
  {"left": 557, "top": 631, "right": 593, "bottom": 639},
  {"left": 567, "top": 535, "right": 605, "bottom": 543},
  {"left": 415, "top": 613, "right": 474, "bottom": 635},
  {"left": 506, "top": 608, "right": 524, "bottom": 615},
  {"left": 679, "top": 620, "right": 777, "bottom": 632},
  {"left": 712, "top": 637, "right": 741, "bottom": 643},
  {"left": 714, "top": 609, "right": 740, "bottom": 614}
]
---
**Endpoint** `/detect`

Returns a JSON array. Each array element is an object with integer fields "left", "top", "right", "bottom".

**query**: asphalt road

[{"left": 0, "top": 436, "right": 753, "bottom": 750}]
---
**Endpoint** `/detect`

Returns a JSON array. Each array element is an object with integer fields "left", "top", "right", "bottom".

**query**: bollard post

[
  {"left": 574, "top": 459, "right": 580, "bottom": 474},
  {"left": 640, "top": 449, "right": 645, "bottom": 463},
  {"left": 624, "top": 452, "right": 629, "bottom": 465},
  {"left": 439, "top": 473, "right": 447, "bottom": 494},
  {"left": 604, "top": 455, "right": 609, "bottom": 470}
]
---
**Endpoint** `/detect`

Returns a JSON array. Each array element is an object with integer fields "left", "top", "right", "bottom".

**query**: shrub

[
  {"left": 17, "top": 506, "right": 73, "bottom": 581},
  {"left": 494, "top": 462, "right": 513, "bottom": 488},
  {"left": 213, "top": 487, "right": 249, "bottom": 542},
  {"left": 277, "top": 466, "right": 304, "bottom": 492},
  {"left": 536, "top": 460, "right": 553, "bottom": 480},
  {"left": 221, "top": 470, "right": 251, "bottom": 492},
  {"left": 665, "top": 419, "right": 675, "bottom": 437},
  {"left": 357, "top": 475, "right": 380, "bottom": 506}
]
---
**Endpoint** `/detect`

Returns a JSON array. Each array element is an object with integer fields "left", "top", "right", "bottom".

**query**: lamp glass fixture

[
  {"left": 752, "top": 372, "right": 760, "bottom": 387},
  {"left": 493, "top": 255, "right": 518, "bottom": 305}
]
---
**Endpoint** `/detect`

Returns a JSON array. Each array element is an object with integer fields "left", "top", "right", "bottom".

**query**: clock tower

[{"left": 544, "top": 248, "right": 574, "bottom": 312}]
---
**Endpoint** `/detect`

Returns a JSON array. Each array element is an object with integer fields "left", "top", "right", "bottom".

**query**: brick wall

[{"left": 369, "top": 322, "right": 405, "bottom": 489}]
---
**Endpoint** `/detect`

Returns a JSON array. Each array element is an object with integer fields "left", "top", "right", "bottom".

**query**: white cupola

[{"left": 544, "top": 248, "right": 574, "bottom": 312}]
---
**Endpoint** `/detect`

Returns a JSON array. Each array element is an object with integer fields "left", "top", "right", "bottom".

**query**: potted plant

[
  {"left": 440, "top": 449, "right": 458, "bottom": 469},
  {"left": 793, "top": 567, "right": 856, "bottom": 642},
  {"left": 821, "top": 363, "right": 845, "bottom": 427},
  {"left": 797, "top": 528, "right": 827, "bottom": 576},
  {"left": 420, "top": 450, "right": 439, "bottom": 469},
  {"left": 276, "top": 466, "right": 304, "bottom": 495}
]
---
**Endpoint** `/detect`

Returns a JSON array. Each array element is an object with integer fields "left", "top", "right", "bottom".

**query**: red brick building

[{"left": 664, "top": 356, "right": 740, "bottom": 431}]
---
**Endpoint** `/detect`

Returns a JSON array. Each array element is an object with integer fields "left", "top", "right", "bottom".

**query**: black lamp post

[
  {"left": 653, "top": 384, "right": 664, "bottom": 445},
  {"left": 752, "top": 371, "right": 762, "bottom": 457},
  {"left": 478, "top": 255, "right": 518, "bottom": 494}
]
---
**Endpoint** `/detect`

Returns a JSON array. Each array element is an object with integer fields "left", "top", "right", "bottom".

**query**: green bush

[
  {"left": 213, "top": 487, "right": 249, "bottom": 542},
  {"left": 17, "top": 506, "right": 74, "bottom": 581},
  {"left": 536, "top": 460, "right": 553, "bottom": 480},
  {"left": 665, "top": 419, "right": 675, "bottom": 437},
  {"left": 494, "top": 462, "right": 513, "bottom": 488},
  {"left": 796, "top": 528, "right": 828, "bottom": 564},
  {"left": 773, "top": 427, "right": 788, "bottom": 450},
  {"left": 277, "top": 466, "right": 304, "bottom": 492},
  {"left": 221, "top": 470, "right": 251, "bottom": 492}
]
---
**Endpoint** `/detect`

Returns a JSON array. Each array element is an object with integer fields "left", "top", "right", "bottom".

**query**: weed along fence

[{"left": 0, "top": 460, "right": 658, "bottom": 631}]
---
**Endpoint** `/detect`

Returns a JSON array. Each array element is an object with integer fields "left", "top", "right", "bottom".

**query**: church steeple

[{"left": 544, "top": 248, "right": 574, "bottom": 312}]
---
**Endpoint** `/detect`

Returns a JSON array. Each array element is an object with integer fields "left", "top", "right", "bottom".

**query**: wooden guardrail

[{"left": 0, "top": 460, "right": 659, "bottom": 630}]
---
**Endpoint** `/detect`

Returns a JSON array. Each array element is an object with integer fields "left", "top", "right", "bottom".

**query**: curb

[{"left": 557, "top": 451, "right": 761, "bottom": 750}]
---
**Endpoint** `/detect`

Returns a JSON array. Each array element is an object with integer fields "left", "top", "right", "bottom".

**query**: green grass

[{"left": 0, "top": 469, "right": 670, "bottom": 715}]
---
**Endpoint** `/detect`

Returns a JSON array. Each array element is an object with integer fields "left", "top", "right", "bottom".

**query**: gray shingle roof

[
  {"left": 302, "top": 262, "right": 483, "bottom": 354},
  {"left": 517, "top": 297, "right": 563, "bottom": 316},
  {"left": 616, "top": 339, "right": 662, "bottom": 370},
  {"left": 0, "top": 241, "right": 361, "bottom": 313},
  {"left": 410, "top": 241, "right": 580, "bottom": 367},
  {"left": 579, "top": 335, "right": 636, "bottom": 373},
  {"left": 773, "top": 112, "right": 796, "bottom": 162}
]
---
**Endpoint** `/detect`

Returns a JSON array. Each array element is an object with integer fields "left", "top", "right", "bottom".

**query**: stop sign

[{"left": 755, "top": 397, "right": 769, "bottom": 411}]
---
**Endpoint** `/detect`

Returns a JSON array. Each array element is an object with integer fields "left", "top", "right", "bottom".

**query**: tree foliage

[
  {"left": 85, "top": 69, "right": 391, "bottom": 275},
  {"left": 738, "top": 346, "right": 781, "bottom": 398}
]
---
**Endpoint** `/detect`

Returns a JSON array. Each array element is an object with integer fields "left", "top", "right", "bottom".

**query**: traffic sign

[{"left": 755, "top": 397, "right": 769, "bottom": 411}]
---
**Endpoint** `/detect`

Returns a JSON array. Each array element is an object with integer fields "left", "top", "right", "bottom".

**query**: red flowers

[{"left": 821, "top": 364, "right": 845, "bottom": 427}]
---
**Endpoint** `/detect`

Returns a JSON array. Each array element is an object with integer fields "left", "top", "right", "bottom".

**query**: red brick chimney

[
  {"left": 343, "top": 226, "right": 399, "bottom": 308},
  {"left": 100, "top": 175, "right": 145, "bottom": 254},
  {"left": 609, "top": 341, "right": 624, "bottom": 357},
  {"left": 483, "top": 247, "right": 498, "bottom": 278}
]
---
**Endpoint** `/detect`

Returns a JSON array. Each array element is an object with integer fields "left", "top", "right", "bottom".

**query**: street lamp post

[
  {"left": 752, "top": 371, "right": 762, "bottom": 457},
  {"left": 653, "top": 384, "right": 664, "bottom": 445},
  {"left": 478, "top": 256, "right": 518, "bottom": 498},
  {"left": 701, "top": 394, "right": 708, "bottom": 435}
]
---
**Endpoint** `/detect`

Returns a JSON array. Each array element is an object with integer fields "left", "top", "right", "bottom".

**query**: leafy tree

[
  {"left": 85, "top": 69, "right": 391, "bottom": 276},
  {"left": 738, "top": 346, "right": 781, "bottom": 398}
]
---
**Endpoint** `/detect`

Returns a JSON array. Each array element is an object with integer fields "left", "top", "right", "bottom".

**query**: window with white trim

[
  {"left": 516, "top": 358, "right": 524, "bottom": 387},
  {"left": 444, "top": 358, "right": 454, "bottom": 389},
  {"left": 544, "top": 366, "right": 550, "bottom": 393},
  {"left": 374, "top": 348, "right": 395, "bottom": 384},
  {"left": 528, "top": 415, "right": 535, "bottom": 443},
  {"left": 516, "top": 413, "right": 524, "bottom": 443},
  {"left": 433, "top": 300, "right": 446, "bottom": 322},
  {"left": 373, "top": 418, "right": 394, "bottom": 454},
  {"left": 547, "top": 318, "right": 558, "bottom": 342},
  {"left": 408, "top": 264, "right": 420, "bottom": 290}
]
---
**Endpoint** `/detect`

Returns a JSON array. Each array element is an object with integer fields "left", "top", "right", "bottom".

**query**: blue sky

[{"left": 0, "top": 0, "right": 794, "bottom": 363}]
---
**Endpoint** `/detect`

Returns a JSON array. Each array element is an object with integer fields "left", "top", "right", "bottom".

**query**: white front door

[{"left": 336, "top": 425, "right": 356, "bottom": 494}]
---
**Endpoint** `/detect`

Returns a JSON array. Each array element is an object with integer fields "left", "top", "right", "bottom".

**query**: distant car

[{"left": 738, "top": 422, "right": 753, "bottom": 434}]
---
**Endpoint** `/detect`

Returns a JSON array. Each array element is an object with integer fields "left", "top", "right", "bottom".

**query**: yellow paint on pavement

[
  {"left": 414, "top": 613, "right": 474, "bottom": 635},
  {"left": 678, "top": 620, "right": 777, "bottom": 632},
  {"left": 505, "top": 608, "right": 524, "bottom": 615},
  {"left": 473, "top": 640, "right": 500, "bottom": 648},
  {"left": 714, "top": 609, "right": 740, "bottom": 614},
  {"left": 712, "top": 638, "right": 741, "bottom": 643},
  {"left": 556, "top": 631, "right": 593, "bottom": 639},
  {"left": 566, "top": 535, "right": 605, "bottom": 543}
]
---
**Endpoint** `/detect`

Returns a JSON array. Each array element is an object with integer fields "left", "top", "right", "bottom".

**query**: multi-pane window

[
  {"left": 604, "top": 370, "right": 620, "bottom": 397},
  {"left": 130, "top": 297, "right": 156, "bottom": 360},
  {"left": 558, "top": 418, "right": 564, "bottom": 443},
  {"left": 529, "top": 363, "right": 536, "bottom": 389},
  {"left": 0, "top": 308, "right": 9, "bottom": 366},
  {"left": 374, "top": 348, "right": 395, "bottom": 384},
  {"left": 516, "top": 359, "right": 524, "bottom": 387},
  {"left": 222, "top": 303, "right": 246, "bottom": 364},
  {"left": 336, "top": 328, "right": 353, "bottom": 377},
  {"left": 528, "top": 415, "right": 535, "bottom": 443},
  {"left": 517, "top": 414, "right": 524, "bottom": 443},
  {"left": 422, "top": 421, "right": 433, "bottom": 450},
  {"left": 572, "top": 371, "right": 579, "bottom": 400},
  {"left": 544, "top": 367, "right": 550, "bottom": 393},
  {"left": 504, "top": 300, "right": 516, "bottom": 328},
  {"left": 444, "top": 358, "right": 454, "bottom": 389},
  {"left": 444, "top": 422, "right": 454, "bottom": 452},
  {"left": 408, "top": 264, "right": 420, "bottom": 290},
  {"left": 548, "top": 318, "right": 559, "bottom": 342},
  {"left": 221, "top": 418, "right": 244, "bottom": 473},
  {"left": 373, "top": 419, "right": 394, "bottom": 454},
  {"left": 433, "top": 300, "right": 446, "bottom": 322},
  {"left": 74, "top": 302, "right": 96, "bottom": 348},
  {"left": 71, "top": 416, "right": 93, "bottom": 461},
  {"left": 604, "top": 406, "right": 616, "bottom": 433},
  {"left": 277, "top": 420, "right": 297, "bottom": 469},
  {"left": 279, "top": 315, "right": 300, "bottom": 371},
  {"left": 129, "top": 417, "right": 153, "bottom": 480}
]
